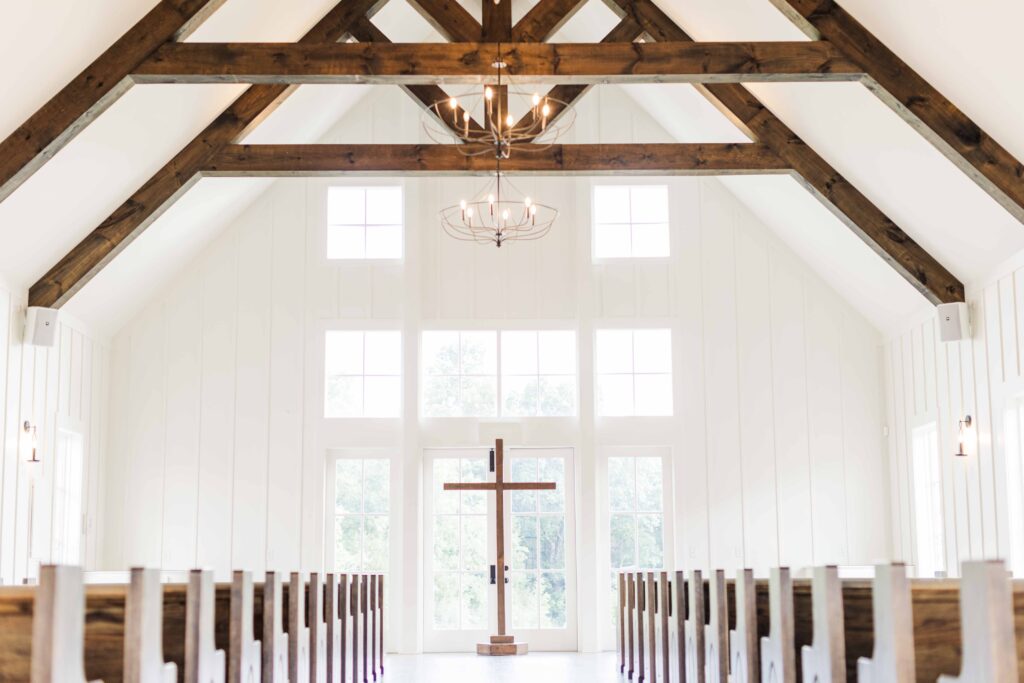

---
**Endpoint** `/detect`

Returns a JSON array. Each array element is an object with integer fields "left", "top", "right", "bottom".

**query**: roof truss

[{"left": 9, "top": 0, "right": 1017, "bottom": 307}]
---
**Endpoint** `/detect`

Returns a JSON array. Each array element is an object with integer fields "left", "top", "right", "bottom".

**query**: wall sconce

[
  {"left": 22, "top": 421, "right": 40, "bottom": 464},
  {"left": 955, "top": 415, "right": 973, "bottom": 457}
]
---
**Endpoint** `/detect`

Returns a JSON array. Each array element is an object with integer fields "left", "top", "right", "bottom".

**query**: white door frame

[
  {"left": 504, "top": 445, "right": 578, "bottom": 651},
  {"left": 422, "top": 446, "right": 496, "bottom": 652}
]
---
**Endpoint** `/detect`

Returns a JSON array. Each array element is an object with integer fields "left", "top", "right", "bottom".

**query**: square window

[
  {"left": 422, "top": 331, "right": 498, "bottom": 418},
  {"left": 501, "top": 330, "right": 577, "bottom": 418},
  {"left": 597, "top": 329, "right": 673, "bottom": 416},
  {"left": 327, "top": 186, "right": 403, "bottom": 259},
  {"left": 325, "top": 331, "right": 402, "bottom": 418},
  {"left": 593, "top": 185, "right": 670, "bottom": 258}
]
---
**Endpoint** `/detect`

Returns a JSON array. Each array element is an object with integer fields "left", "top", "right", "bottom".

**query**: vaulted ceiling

[{"left": 2, "top": 0, "right": 1022, "bottom": 336}]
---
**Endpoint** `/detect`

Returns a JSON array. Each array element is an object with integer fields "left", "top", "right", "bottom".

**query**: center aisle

[{"left": 385, "top": 652, "right": 620, "bottom": 682}]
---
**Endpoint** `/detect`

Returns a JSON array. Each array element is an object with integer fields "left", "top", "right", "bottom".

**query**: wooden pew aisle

[
  {"left": 0, "top": 567, "right": 385, "bottom": 683},
  {"left": 617, "top": 561, "right": 1024, "bottom": 683}
]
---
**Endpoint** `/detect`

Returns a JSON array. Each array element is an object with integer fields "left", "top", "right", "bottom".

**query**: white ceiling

[{"left": 1, "top": 0, "right": 1022, "bottom": 338}]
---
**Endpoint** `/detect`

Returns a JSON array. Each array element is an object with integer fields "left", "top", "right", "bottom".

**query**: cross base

[{"left": 476, "top": 634, "right": 528, "bottom": 656}]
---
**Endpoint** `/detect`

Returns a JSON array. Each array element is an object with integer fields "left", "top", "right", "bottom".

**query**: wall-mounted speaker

[
  {"left": 25, "top": 307, "right": 59, "bottom": 347},
  {"left": 937, "top": 302, "right": 970, "bottom": 342}
]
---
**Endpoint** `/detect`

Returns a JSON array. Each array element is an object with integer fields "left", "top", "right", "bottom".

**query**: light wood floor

[{"left": 383, "top": 652, "right": 621, "bottom": 682}]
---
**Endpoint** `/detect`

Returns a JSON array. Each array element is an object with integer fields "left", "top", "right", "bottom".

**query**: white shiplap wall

[
  {"left": 885, "top": 257, "right": 1024, "bottom": 574},
  {"left": 0, "top": 283, "right": 110, "bottom": 584},
  {"left": 101, "top": 85, "right": 892, "bottom": 652}
]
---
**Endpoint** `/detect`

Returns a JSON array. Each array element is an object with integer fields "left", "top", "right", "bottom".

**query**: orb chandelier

[
  {"left": 439, "top": 164, "right": 557, "bottom": 247},
  {"left": 422, "top": 48, "right": 576, "bottom": 158}
]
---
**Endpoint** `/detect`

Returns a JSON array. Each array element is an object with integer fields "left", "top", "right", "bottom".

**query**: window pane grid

[
  {"left": 433, "top": 457, "right": 488, "bottom": 630},
  {"left": 509, "top": 456, "right": 568, "bottom": 630},
  {"left": 594, "top": 185, "right": 669, "bottom": 258},
  {"left": 325, "top": 331, "right": 401, "bottom": 418},
  {"left": 334, "top": 459, "right": 390, "bottom": 574},
  {"left": 327, "top": 186, "right": 403, "bottom": 259},
  {"left": 597, "top": 330, "right": 672, "bottom": 416},
  {"left": 608, "top": 455, "right": 664, "bottom": 633}
]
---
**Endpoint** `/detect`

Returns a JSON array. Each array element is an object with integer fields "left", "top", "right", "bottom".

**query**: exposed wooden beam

[
  {"left": 28, "top": 0, "right": 389, "bottom": 309},
  {"left": 405, "top": 0, "right": 482, "bottom": 42},
  {"left": 132, "top": 40, "right": 861, "bottom": 84},
  {"left": 603, "top": 0, "right": 964, "bottom": 304},
  {"left": 200, "top": 143, "right": 790, "bottom": 176},
  {"left": 771, "top": 0, "right": 1024, "bottom": 224},
  {"left": 346, "top": 18, "right": 487, "bottom": 137},
  {"left": 0, "top": 0, "right": 226, "bottom": 204},
  {"left": 515, "top": 17, "right": 645, "bottom": 139},
  {"left": 483, "top": 0, "right": 512, "bottom": 41},
  {"left": 512, "top": 0, "right": 589, "bottom": 42}
]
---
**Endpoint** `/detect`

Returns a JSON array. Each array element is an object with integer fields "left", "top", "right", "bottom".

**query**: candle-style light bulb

[
  {"left": 502, "top": 208, "right": 510, "bottom": 222},
  {"left": 449, "top": 97, "right": 458, "bottom": 109},
  {"left": 505, "top": 113, "right": 514, "bottom": 127},
  {"left": 485, "top": 87, "right": 493, "bottom": 100},
  {"left": 524, "top": 197, "right": 532, "bottom": 207},
  {"left": 532, "top": 93, "right": 541, "bottom": 107},
  {"left": 463, "top": 110, "right": 470, "bottom": 136}
]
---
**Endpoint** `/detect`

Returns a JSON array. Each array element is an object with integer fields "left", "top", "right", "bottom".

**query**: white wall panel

[
  {"left": 885, "top": 256, "right": 1024, "bottom": 575},
  {"left": 0, "top": 283, "right": 110, "bottom": 584}
]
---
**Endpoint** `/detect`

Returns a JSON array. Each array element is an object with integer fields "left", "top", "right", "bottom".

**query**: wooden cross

[{"left": 442, "top": 438, "right": 556, "bottom": 656}]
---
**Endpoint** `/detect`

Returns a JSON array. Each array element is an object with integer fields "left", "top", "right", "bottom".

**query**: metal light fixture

[
  {"left": 439, "top": 168, "right": 556, "bottom": 247},
  {"left": 23, "top": 421, "right": 40, "bottom": 464},
  {"left": 421, "top": 48, "right": 576, "bottom": 158},
  {"left": 955, "top": 415, "right": 973, "bottom": 457}
]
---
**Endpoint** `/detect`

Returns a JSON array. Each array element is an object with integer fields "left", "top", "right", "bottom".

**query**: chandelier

[
  {"left": 439, "top": 165, "right": 557, "bottom": 247},
  {"left": 422, "top": 49, "right": 576, "bottom": 157},
  {"left": 429, "top": 46, "right": 573, "bottom": 246}
]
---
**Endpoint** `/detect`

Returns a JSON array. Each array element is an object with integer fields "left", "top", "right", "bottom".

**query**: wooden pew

[
  {"left": 125, "top": 568, "right": 176, "bottom": 683},
  {"left": 0, "top": 570, "right": 385, "bottom": 683},
  {"left": 617, "top": 562, "right": 1024, "bottom": 683}
]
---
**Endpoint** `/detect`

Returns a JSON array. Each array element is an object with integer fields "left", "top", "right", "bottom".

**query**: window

[
  {"left": 911, "top": 423, "right": 945, "bottom": 577},
  {"left": 324, "top": 331, "right": 402, "bottom": 418},
  {"left": 509, "top": 454, "right": 568, "bottom": 629},
  {"left": 1005, "top": 397, "right": 1024, "bottom": 576},
  {"left": 327, "top": 186, "right": 403, "bottom": 259},
  {"left": 608, "top": 456, "right": 664, "bottom": 631},
  {"left": 596, "top": 329, "right": 673, "bottom": 416},
  {"left": 431, "top": 457, "right": 489, "bottom": 629},
  {"left": 501, "top": 331, "right": 577, "bottom": 417},
  {"left": 333, "top": 458, "right": 390, "bottom": 572},
  {"left": 422, "top": 331, "right": 498, "bottom": 417},
  {"left": 52, "top": 429, "right": 85, "bottom": 565},
  {"left": 593, "top": 185, "right": 670, "bottom": 258}
]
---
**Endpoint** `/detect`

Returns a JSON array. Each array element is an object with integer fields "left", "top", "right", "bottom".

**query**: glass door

[
  {"left": 423, "top": 448, "right": 494, "bottom": 651},
  {"left": 505, "top": 447, "right": 577, "bottom": 651}
]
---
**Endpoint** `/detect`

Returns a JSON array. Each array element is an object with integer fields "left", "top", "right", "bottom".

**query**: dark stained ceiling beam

[
  {"left": 771, "top": 0, "right": 1024, "bottom": 224},
  {"left": 483, "top": 0, "right": 512, "bottom": 41},
  {"left": 0, "top": 0, "right": 226, "bottom": 204},
  {"left": 346, "top": 17, "right": 487, "bottom": 137},
  {"left": 405, "top": 0, "right": 482, "bottom": 42},
  {"left": 602, "top": 0, "right": 964, "bottom": 305},
  {"left": 200, "top": 143, "right": 791, "bottom": 176},
  {"left": 515, "top": 17, "right": 646, "bottom": 139},
  {"left": 28, "top": 0, "right": 390, "bottom": 310},
  {"left": 132, "top": 40, "right": 862, "bottom": 84},
  {"left": 512, "top": 0, "right": 590, "bottom": 42}
]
